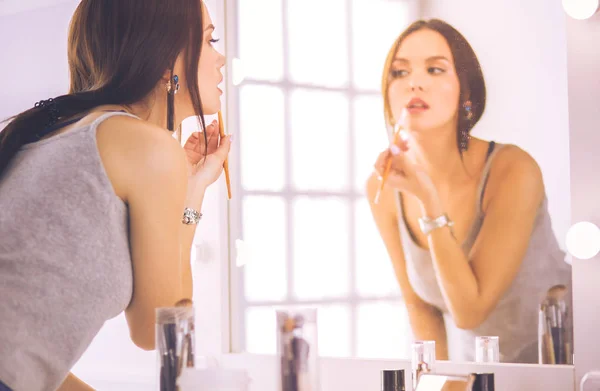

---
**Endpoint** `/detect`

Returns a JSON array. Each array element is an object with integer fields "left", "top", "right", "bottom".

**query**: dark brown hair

[
  {"left": 0, "top": 0, "right": 207, "bottom": 179},
  {"left": 381, "top": 19, "right": 486, "bottom": 152}
]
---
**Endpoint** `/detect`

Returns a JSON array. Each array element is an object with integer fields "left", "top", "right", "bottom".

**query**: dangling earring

[
  {"left": 166, "top": 75, "right": 179, "bottom": 131},
  {"left": 166, "top": 75, "right": 180, "bottom": 95},
  {"left": 463, "top": 100, "right": 473, "bottom": 120},
  {"left": 459, "top": 129, "right": 470, "bottom": 152},
  {"left": 460, "top": 100, "right": 473, "bottom": 152}
]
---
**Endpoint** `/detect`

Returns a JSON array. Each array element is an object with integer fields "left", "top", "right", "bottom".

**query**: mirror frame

[{"left": 191, "top": 1, "right": 600, "bottom": 390}]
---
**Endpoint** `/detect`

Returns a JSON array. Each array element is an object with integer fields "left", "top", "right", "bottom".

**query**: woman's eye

[
  {"left": 428, "top": 67, "right": 445, "bottom": 74},
  {"left": 390, "top": 69, "right": 408, "bottom": 78}
]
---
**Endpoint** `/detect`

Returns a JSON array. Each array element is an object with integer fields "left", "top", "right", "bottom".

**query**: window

[{"left": 229, "top": 0, "right": 418, "bottom": 358}]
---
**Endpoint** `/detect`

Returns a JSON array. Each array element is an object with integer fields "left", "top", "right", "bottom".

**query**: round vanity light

[
  {"left": 562, "top": 0, "right": 600, "bottom": 20},
  {"left": 566, "top": 221, "right": 600, "bottom": 260}
]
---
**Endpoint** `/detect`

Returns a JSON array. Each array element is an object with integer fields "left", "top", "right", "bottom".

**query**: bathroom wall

[
  {"left": 421, "top": 0, "right": 572, "bottom": 252},
  {"left": 564, "top": 8, "right": 600, "bottom": 387}
]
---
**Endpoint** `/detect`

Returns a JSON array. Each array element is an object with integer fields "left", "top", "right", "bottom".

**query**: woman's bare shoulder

[{"left": 93, "top": 113, "right": 186, "bottom": 201}]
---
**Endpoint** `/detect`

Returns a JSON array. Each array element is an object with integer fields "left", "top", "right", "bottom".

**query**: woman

[
  {"left": 367, "top": 19, "right": 571, "bottom": 363},
  {"left": 0, "top": 1, "right": 229, "bottom": 390}
]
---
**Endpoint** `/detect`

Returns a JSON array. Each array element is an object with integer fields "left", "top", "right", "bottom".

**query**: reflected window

[{"left": 232, "top": 0, "right": 417, "bottom": 358}]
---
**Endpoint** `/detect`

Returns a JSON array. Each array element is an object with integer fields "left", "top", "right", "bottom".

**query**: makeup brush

[
  {"left": 546, "top": 284, "right": 569, "bottom": 364},
  {"left": 217, "top": 110, "right": 232, "bottom": 200},
  {"left": 175, "top": 298, "right": 193, "bottom": 307},
  {"left": 375, "top": 111, "right": 408, "bottom": 204},
  {"left": 546, "top": 284, "right": 568, "bottom": 303}
]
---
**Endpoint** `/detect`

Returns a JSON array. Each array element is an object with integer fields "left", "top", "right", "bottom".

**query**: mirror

[{"left": 227, "top": 0, "right": 573, "bottom": 365}]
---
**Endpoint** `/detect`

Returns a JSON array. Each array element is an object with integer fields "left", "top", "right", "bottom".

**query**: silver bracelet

[
  {"left": 182, "top": 207, "right": 202, "bottom": 225},
  {"left": 418, "top": 214, "right": 454, "bottom": 236}
]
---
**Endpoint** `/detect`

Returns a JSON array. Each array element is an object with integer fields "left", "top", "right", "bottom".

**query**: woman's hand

[
  {"left": 373, "top": 136, "right": 438, "bottom": 208},
  {"left": 183, "top": 119, "right": 231, "bottom": 197}
]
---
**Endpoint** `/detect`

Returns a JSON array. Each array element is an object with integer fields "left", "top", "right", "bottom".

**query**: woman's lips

[{"left": 406, "top": 97, "right": 429, "bottom": 114}]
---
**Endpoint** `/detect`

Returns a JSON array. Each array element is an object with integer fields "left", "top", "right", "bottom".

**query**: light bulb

[
  {"left": 562, "top": 0, "right": 600, "bottom": 20},
  {"left": 566, "top": 221, "right": 600, "bottom": 260}
]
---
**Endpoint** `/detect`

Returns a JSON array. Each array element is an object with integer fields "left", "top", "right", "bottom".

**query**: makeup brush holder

[
  {"left": 538, "top": 286, "right": 573, "bottom": 365},
  {"left": 156, "top": 306, "right": 196, "bottom": 391},
  {"left": 276, "top": 308, "right": 320, "bottom": 391}
]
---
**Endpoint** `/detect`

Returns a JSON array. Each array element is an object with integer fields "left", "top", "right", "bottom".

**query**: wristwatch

[
  {"left": 182, "top": 207, "right": 202, "bottom": 225},
  {"left": 418, "top": 214, "right": 454, "bottom": 235}
]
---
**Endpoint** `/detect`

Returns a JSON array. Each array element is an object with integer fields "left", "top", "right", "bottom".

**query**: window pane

[
  {"left": 287, "top": 0, "right": 349, "bottom": 87},
  {"left": 238, "top": 0, "right": 284, "bottom": 81},
  {"left": 290, "top": 89, "right": 349, "bottom": 191},
  {"left": 353, "top": 95, "right": 389, "bottom": 193},
  {"left": 355, "top": 199, "right": 400, "bottom": 297},
  {"left": 293, "top": 197, "right": 350, "bottom": 299},
  {"left": 316, "top": 304, "right": 351, "bottom": 357},
  {"left": 356, "top": 301, "right": 411, "bottom": 359},
  {"left": 245, "top": 306, "right": 277, "bottom": 354},
  {"left": 240, "top": 85, "right": 285, "bottom": 191},
  {"left": 352, "top": 0, "right": 411, "bottom": 91},
  {"left": 242, "top": 196, "right": 287, "bottom": 302}
]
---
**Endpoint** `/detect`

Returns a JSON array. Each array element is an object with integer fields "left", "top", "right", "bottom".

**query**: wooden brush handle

[{"left": 217, "top": 111, "right": 232, "bottom": 199}]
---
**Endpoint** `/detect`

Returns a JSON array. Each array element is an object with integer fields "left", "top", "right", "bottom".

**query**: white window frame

[{"left": 225, "top": 0, "right": 419, "bottom": 360}]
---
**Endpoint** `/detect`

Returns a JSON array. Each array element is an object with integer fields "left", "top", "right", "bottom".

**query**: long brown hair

[
  {"left": 381, "top": 19, "right": 486, "bottom": 153},
  {"left": 0, "top": 0, "right": 207, "bottom": 179}
]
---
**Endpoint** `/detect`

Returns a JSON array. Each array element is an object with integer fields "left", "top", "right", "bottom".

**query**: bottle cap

[
  {"left": 381, "top": 369, "right": 405, "bottom": 391},
  {"left": 472, "top": 373, "right": 495, "bottom": 391}
]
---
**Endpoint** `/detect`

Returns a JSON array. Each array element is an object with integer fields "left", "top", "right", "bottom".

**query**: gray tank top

[
  {"left": 395, "top": 142, "right": 572, "bottom": 363},
  {"left": 0, "top": 111, "right": 139, "bottom": 390}
]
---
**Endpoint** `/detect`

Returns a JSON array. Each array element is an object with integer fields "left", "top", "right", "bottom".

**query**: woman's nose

[
  {"left": 408, "top": 71, "right": 426, "bottom": 91},
  {"left": 409, "top": 77, "right": 424, "bottom": 91}
]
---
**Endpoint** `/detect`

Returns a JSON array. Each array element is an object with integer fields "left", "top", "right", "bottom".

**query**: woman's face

[
  {"left": 387, "top": 29, "right": 461, "bottom": 134},
  {"left": 197, "top": 3, "right": 225, "bottom": 115}
]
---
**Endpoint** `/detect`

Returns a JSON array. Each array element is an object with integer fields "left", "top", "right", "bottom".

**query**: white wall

[
  {"left": 421, "top": 0, "right": 571, "bottom": 251},
  {"left": 0, "top": 1, "right": 76, "bottom": 121},
  {"left": 564, "top": 9, "right": 600, "bottom": 388}
]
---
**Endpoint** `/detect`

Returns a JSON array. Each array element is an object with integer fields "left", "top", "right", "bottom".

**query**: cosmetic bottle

[
  {"left": 475, "top": 336, "right": 499, "bottom": 363},
  {"left": 411, "top": 341, "right": 435, "bottom": 391},
  {"left": 381, "top": 369, "right": 405, "bottom": 391},
  {"left": 471, "top": 373, "right": 495, "bottom": 391}
]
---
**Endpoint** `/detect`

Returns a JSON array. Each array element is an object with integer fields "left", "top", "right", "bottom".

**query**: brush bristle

[
  {"left": 546, "top": 284, "right": 568, "bottom": 301},
  {"left": 175, "top": 298, "right": 193, "bottom": 307}
]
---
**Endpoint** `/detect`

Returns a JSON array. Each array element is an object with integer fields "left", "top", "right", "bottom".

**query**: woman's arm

[
  {"left": 367, "top": 174, "right": 448, "bottom": 359},
  {"left": 96, "top": 116, "right": 224, "bottom": 350},
  {"left": 57, "top": 373, "right": 95, "bottom": 391},
  {"left": 417, "top": 147, "right": 545, "bottom": 329}
]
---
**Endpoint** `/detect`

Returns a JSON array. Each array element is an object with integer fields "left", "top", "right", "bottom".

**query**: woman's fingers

[{"left": 374, "top": 150, "right": 391, "bottom": 176}]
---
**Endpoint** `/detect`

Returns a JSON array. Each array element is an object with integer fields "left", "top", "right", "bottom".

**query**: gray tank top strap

[
  {"left": 87, "top": 110, "right": 141, "bottom": 131},
  {"left": 474, "top": 141, "right": 506, "bottom": 213}
]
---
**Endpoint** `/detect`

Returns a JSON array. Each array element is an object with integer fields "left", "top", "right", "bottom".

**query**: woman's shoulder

[
  {"left": 491, "top": 143, "right": 543, "bottom": 181},
  {"left": 92, "top": 111, "right": 187, "bottom": 201},
  {"left": 482, "top": 142, "right": 545, "bottom": 211}
]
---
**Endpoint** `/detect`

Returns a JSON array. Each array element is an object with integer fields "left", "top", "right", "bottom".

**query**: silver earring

[{"left": 166, "top": 75, "right": 180, "bottom": 94}]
